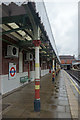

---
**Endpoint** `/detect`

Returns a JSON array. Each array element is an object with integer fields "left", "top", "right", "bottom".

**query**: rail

[{"left": 65, "top": 69, "right": 80, "bottom": 84}]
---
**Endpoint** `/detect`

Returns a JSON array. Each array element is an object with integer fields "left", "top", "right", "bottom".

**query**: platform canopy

[
  {"left": 0, "top": 0, "right": 60, "bottom": 63},
  {"left": 72, "top": 62, "right": 80, "bottom": 65}
]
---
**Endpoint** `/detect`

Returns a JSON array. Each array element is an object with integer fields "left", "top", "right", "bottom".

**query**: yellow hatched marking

[
  {"left": 35, "top": 85, "right": 40, "bottom": 90},
  {"left": 64, "top": 71, "right": 80, "bottom": 95},
  {"left": 35, "top": 63, "right": 39, "bottom": 67},
  {"left": 53, "top": 65, "right": 54, "bottom": 68}
]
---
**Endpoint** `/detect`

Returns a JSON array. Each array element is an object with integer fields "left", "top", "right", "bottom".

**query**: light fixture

[
  {"left": 2, "top": 24, "right": 10, "bottom": 31},
  {"left": 39, "top": 46, "right": 42, "bottom": 49},
  {"left": 47, "top": 55, "right": 49, "bottom": 56},
  {"left": 17, "top": 30, "right": 32, "bottom": 41},
  {"left": 8, "top": 23, "right": 19, "bottom": 29},
  {"left": 17, "top": 30, "right": 26, "bottom": 37},
  {"left": 41, "top": 51, "right": 46, "bottom": 54}
]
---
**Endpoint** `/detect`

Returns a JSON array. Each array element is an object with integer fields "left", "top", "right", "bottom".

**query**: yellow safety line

[{"left": 64, "top": 70, "right": 80, "bottom": 95}]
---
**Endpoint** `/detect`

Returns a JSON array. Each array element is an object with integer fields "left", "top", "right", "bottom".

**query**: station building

[
  {"left": 0, "top": 1, "right": 60, "bottom": 96},
  {"left": 59, "top": 55, "right": 75, "bottom": 70}
]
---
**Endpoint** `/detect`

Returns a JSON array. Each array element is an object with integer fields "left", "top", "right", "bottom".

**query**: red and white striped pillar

[
  {"left": 56, "top": 62, "right": 58, "bottom": 76},
  {"left": 33, "top": 40, "right": 41, "bottom": 112},
  {"left": 59, "top": 64, "right": 60, "bottom": 72},
  {"left": 52, "top": 58, "right": 55, "bottom": 82}
]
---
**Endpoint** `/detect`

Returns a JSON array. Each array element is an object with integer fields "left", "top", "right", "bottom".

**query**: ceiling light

[
  {"left": 17, "top": 30, "right": 26, "bottom": 36},
  {"left": 8, "top": 23, "right": 19, "bottom": 29},
  {"left": 39, "top": 46, "right": 42, "bottom": 49},
  {"left": 25, "top": 35, "right": 32, "bottom": 41},
  {"left": 2, "top": 24, "right": 10, "bottom": 31}
]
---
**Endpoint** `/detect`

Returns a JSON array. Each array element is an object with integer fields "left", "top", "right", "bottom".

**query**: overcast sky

[
  {"left": 44, "top": 0, "right": 78, "bottom": 57},
  {"left": 0, "top": 0, "right": 78, "bottom": 58}
]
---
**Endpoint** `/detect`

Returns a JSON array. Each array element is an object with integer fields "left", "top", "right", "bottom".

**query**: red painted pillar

[
  {"left": 33, "top": 40, "right": 41, "bottom": 112},
  {"left": 52, "top": 58, "right": 55, "bottom": 82}
]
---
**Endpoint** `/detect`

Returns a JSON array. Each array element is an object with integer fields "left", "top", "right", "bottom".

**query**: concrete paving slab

[
  {"left": 2, "top": 70, "right": 77, "bottom": 118},
  {"left": 63, "top": 70, "right": 79, "bottom": 119},
  {"left": 58, "top": 112, "right": 71, "bottom": 118},
  {"left": 58, "top": 100, "right": 69, "bottom": 106}
]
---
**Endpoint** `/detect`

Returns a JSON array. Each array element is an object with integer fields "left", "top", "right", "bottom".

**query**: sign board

[{"left": 9, "top": 63, "right": 16, "bottom": 79}]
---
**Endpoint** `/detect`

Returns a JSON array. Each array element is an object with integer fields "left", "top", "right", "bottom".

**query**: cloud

[
  {"left": 45, "top": 2, "right": 78, "bottom": 57},
  {"left": 44, "top": 0, "right": 79, "bottom": 3}
]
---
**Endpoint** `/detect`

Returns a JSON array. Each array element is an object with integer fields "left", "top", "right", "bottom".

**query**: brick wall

[
  {"left": 61, "top": 59, "right": 75, "bottom": 64},
  {"left": 23, "top": 60, "right": 28, "bottom": 72}
]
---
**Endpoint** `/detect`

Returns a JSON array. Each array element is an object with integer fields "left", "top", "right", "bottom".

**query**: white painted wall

[
  {"left": 41, "top": 69, "right": 49, "bottom": 76},
  {"left": 1, "top": 72, "right": 28, "bottom": 94},
  {"left": 30, "top": 71, "right": 35, "bottom": 81},
  {"left": 1, "top": 69, "right": 49, "bottom": 95},
  {"left": 0, "top": 76, "right": 2, "bottom": 94}
]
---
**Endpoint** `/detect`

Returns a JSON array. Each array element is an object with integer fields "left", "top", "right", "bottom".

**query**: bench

[{"left": 20, "top": 76, "right": 32, "bottom": 83}]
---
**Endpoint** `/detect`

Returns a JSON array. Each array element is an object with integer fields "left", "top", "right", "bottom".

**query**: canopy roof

[{"left": 0, "top": 0, "right": 60, "bottom": 63}]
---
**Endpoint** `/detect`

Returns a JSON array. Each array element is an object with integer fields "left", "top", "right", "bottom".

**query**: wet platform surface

[{"left": 2, "top": 70, "right": 79, "bottom": 118}]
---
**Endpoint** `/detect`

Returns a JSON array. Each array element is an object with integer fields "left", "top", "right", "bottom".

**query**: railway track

[{"left": 65, "top": 69, "right": 80, "bottom": 84}]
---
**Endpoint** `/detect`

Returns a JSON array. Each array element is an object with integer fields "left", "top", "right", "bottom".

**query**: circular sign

[{"left": 10, "top": 67, "right": 16, "bottom": 77}]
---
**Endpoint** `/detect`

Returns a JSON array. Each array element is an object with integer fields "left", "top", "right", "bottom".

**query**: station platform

[{"left": 2, "top": 70, "right": 79, "bottom": 119}]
